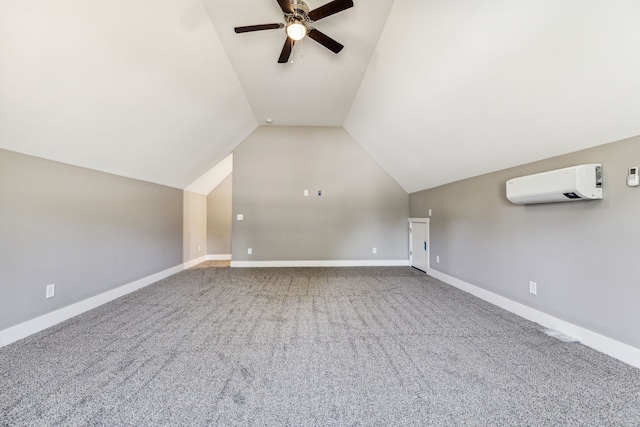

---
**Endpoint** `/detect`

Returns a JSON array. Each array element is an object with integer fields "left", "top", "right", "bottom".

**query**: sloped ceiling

[
  {"left": 346, "top": 0, "right": 640, "bottom": 192},
  {"left": 1, "top": 1, "right": 640, "bottom": 193},
  {"left": 0, "top": 0, "right": 257, "bottom": 189},
  {"left": 201, "top": 0, "right": 394, "bottom": 126}
]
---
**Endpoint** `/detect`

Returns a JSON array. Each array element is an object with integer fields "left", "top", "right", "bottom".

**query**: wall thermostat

[{"left": 628, "top": 167, "right": 639, "bottom": 187}]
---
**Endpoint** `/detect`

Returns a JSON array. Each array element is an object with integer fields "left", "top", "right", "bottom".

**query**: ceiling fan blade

[
  {"left": 308, "top": 0, "right": 354, "bottom": 22},
  {"left": 276, "top": 0, "right": 294, "bottom": 14},
  {"left": 234, "top": 23, "right": 283, "bottom": 33},
  {"left": 307, "top": 29, "right": 344, "bottom": 54},
  {"left": 278, "top": 38, "right": 295, "bottom": 63}
]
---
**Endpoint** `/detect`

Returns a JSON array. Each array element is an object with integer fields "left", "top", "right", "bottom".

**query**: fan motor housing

[{"left": 291, "top": 0, "right": 309, "bottom": 17}]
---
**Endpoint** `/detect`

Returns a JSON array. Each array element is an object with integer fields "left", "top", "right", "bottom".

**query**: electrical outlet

[
  {"left": 436, "top": 255, "right": 440, "bottom": 263},
  {"left": 429, "top": 209, "right": 432, "bottom": 216},
  {"left": 529, "top": 281, "right": 537, "bottom": 295},
  {"left": 236, "top": 214, "right": 244, "bottom": 221},
  {"left": 46, "top": 284, "right": 55, "bottom": 298},
  {"left": 372, "top": 247, "right": 377, "bottom": 254},
  {"left": 304, "top": 190, "right": 309, "bottom": 197},
  {"left": 247, "top": 248, "right": 252, "bottom": 255}
]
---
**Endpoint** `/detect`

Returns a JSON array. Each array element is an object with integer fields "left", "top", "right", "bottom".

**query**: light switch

[
  {"left": 304, "top": 190, "right": 309, "bottom": 197},
  {"left": 237, "top": 214, "right": 244, "bottom": 221}
]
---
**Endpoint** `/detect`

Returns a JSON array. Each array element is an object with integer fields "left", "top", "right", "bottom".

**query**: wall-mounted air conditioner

[{"left": 506, "top": 164, "right": 603, "bottom": 205}]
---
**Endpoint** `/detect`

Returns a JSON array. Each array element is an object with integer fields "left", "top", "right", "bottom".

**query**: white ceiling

[
  {"left": 345, "top": 0, "right": 640, "bottom": 192},
  {"left": 202, "top": 0, "right": 394, "bottom": 126},
  {"left": 0, "top": 0, "right": 257, "bottom": 189},
  {"left": 1, "top": 0, "right": 640, "bottom": 193}
]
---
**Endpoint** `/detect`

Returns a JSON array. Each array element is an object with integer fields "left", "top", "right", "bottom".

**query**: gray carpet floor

[{"left": 1, "top": 264, "right": 640, "bottom": 426}]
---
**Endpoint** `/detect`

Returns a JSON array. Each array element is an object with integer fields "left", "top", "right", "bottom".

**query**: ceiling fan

[{"left": 234, "top": 0, "right": 354, "bottom": 63}]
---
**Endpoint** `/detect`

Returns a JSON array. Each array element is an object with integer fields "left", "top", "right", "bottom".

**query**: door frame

[{"left": 408, "top": 218, "right": 430, "bottom": 272}]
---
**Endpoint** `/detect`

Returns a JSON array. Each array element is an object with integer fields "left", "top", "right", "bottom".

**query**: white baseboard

[
  {"left": 230, "top": 259, "right": 410, "bottom": 268},
  {"left": 427, "top": 268, "right": 640, "bottom": 369},
  {"left": 183, "top": 255, "right": 209, "bottom": 269},
  {"left": 8, "top": 261, "right": 635, "bottom": 370},
  {"left": 183, "top": 254, "right": 232, "bottom": 269},
  {"left": 0, "top": 262, "right": 190, "bottom": 348},
  {"left": 206, "top": 254, "right": 232, "bottom": 261}
]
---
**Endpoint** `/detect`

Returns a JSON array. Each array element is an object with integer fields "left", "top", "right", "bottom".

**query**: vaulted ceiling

[{"left": 2, "top": 1, "right": 639, "bottom": 193}]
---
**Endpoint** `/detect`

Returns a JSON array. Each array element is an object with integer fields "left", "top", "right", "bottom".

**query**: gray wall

[
  {"left": 409, "top": 135, "right": 640, "bottom": 349},
  {"left": 183, "top": 190, "right": 207, "bottom": 262},
  {"left": 207, "top": 174, "right": 232, "bottom": 255},
  {"left": 0, "top": 149, "right": 183, "bottom": 330},
  {"left": 232, "top": 126, "right": 409, "bottom": 262}
]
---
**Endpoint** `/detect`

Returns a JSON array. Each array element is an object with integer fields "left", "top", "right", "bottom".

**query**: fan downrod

[{"left": 290, "top": 0, "right": 309, "bottom": 18}]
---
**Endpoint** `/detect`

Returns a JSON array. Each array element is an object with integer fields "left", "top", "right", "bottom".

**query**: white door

[{"left": 409, "top": 219, "right": 429, "bottom": 273}]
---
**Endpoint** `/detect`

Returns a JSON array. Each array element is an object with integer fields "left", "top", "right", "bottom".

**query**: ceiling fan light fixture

[
  {"left": 234, "top": 0, "right": 354, "bottom": 62},
  {"left": 286, "top": 21, "right": 307, "bottom": 41}
]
